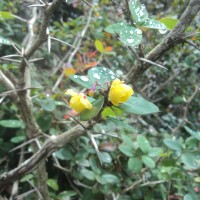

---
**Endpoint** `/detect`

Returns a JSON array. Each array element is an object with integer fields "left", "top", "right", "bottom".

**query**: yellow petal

[{"left": 108, "top": 79, "right": 134, "bottom": 106}]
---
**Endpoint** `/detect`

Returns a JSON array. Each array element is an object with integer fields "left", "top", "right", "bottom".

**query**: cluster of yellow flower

[{"left": 66, "top": 79, "right": 134, "bottom": 113}]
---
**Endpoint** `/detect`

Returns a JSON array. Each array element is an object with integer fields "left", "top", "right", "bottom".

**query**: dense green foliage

[{"left": 0, "top": 0, "right": 200, "bottom": 199}]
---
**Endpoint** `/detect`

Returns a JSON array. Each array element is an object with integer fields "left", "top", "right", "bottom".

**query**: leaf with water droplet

[
  {"left": 105, "top": 23, "right": 142, "bottom": 47},
  {"left": 88, "top": 67, "right": 116, "bottom": 89},
  {"left": 141, "top": 18, "right": 167, "bottom": 31},
  {"left": 129, "top": 0, "right": 149, "bottom": 24},
  {"left": 69, "top": 75, "right": 93, "bottom": 89}
]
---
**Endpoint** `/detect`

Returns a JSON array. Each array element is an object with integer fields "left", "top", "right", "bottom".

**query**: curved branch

[
  {"left": 130, "top": 0, "right": 200, "bottom": 83},
  {"left": 0, "top": 123, "right": 88, "bottom": 188}
]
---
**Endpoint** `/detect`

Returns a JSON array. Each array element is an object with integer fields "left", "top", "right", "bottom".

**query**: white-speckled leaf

[
  {"left": 105, "top": 23, "right": 142, "bottom": 47},
  {"left": 88, "top": 67, "right": 116, "bottom": 88},
  {"left": 129, "top": 0, "right": 149, "bottom": 24},
  {"left": 141, "top": 18, "right": 167, "bottom": 31},
  {"left": 69, "top": 75, "right": 93, "bottom": 89}
]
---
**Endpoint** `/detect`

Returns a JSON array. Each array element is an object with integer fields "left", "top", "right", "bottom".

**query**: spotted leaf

[
  {"left": 69, "top": 75, "right": 93, "bottom": 89},
  {"left": 141, "top": 18, "right": 167, "bottom": 32},
  {"left": 129, "top": 0, "right": 149, "bottom": 24},
  {"left": 88, "top": 67, "right": 116, "bottom": 89},
  {"left": 105, "top": 23, "right": 142, "bottom": 47}
]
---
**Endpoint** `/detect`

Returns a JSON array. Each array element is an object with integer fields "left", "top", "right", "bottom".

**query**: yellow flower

[
  {"left": 108, "top": 79, "right": 134, "bottom": 106},
  {"left": 65, "top": 89, "right": 92, "bottom": 113}
]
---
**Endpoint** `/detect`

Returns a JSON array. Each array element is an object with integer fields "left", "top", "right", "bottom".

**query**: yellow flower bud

[
  {"left": 108, "top": 79, "right": 134, "bottom": 106},
  {"left": 65, "top": 90, "right": 92, "bottom": 113}
]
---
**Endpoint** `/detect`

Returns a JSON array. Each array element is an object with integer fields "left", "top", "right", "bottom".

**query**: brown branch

[
  {"left": 172, "top": 86, "right": 199, "bottom": 135},
  {"left": 129, "top": 0, "right": 200, "bottom": 84},
  {"left": 0, "top": 123, "right": 88, "bottom": 188}
]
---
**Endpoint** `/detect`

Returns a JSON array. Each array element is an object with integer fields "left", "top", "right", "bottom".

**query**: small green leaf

[
  {"left": 128, "top": 157, "right": 142, "bottom": 172},
  {"left": 0, "top": 11, "right": 14, "bottom": 20},
  {"left": 159, "top": 17, "right": 178, "bottom": 30},
  {"left": 54, "top": 147, "right": 73, "bottom": 161},
  {"left": 105, "top": 23, "right": 142, "bottom": 47},
  {"left": 69, "top": 75, "right": 93, "bottom": 89},
  {"left": 137, "top": 135, "right": 151, "bottom": 153},
  {"left": 181, "top": 153, "right": 199, "bottom": 169},
  {"left": 142, "top": 155, "right": 155, "bottom": 168},
  {"left": 95, "top": 40, "right": 104, "bottom": 53},
  {"left": 10, "top": 135, "right": 25, "bottom": 143},
  {"left": 47, "top": 179, "right": 59, "bottom": 191},
  {"left": 89, "top": 157, "right": 102, "bottom": 175},
  {"left": 184, "top": 126, "right": 200, "bottom": 140},
  {"left": 119, "top": 135, "right": 137, "bottom": 157},
  {"left": 81, "top": 168, "right": 96, "bottom": 180},
  {"left": 163, "top": 139, "right": 182, "bottom": 152},
  {"left": 101, "top": 106, "right": 123, "bottom": 118},
  {"left": 119, "top": 95, "right": 159, "bottom": 115},
  {"left": 58, "top": 191, "right": 77, "bottom": 200},
  {"left": 37, "top": 113, "right": 53, "bottom": 132},
  {"left": 0, "top": 120, "right": 24, "bottom": 128},
  {"left": 20, "top": 174, "right": 34, "bottom": 182},
  {"left": 0, "top": 36, "right": 12, "bottom": 45},
  {"left": 88, "top": 67, "right": 116, "bottom": 88},
  {"left": 99, "top": 152, "right": 112, "bottom": 163},
  {"left": 98, "top": 174, "right": 120, "bottom": 184},
  {"left": 40, "top": 98, "right": 56, "bottom": 112},
  {"left": 80, "top": 96, "right": 104, "bottom": 121},
  {"left": 183, "top": 194, "right": 193, "bottom": 200},
  {"left": 141, "top": 18, "right": 167, "bottom": 30},
  {"left": 148, "top": 148, "right": 162, "bottom": 157},
  {"left": 128, "top": 0, "right": 149, "bottom": 23}
]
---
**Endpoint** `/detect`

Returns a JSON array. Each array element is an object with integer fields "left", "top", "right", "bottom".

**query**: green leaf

[
  {"left": 181, "top": 153, "right": 199, "bottom": 169},
  {"left": 80, "top": 96, "right": 104, "bottom": 121},
  {"left": 0, "top": 36, "right": 12, "bottom": 45},
  {"left": 163, "top": 139, "right": 182, "bottom": 152},
  {"left": 148, "top": 148, "right": 162, "bottom": 157},
  {"left": 128, "top": 157, "right": 142, "bottom": 172},
  {"left": 81, "top": 168, "right": 96, "bottom": 181},
  {"left": 69, "top": 75, "right": 93, "bottom": 89},
  {"left": 141, "top": 18, "right": 167, "bottom": 31},
  {"left": 0, "top": 120, "right": 24, "bottom": 128},
  {"left": 58, "top": 191, "right": 77, "bottom": 200},
  {"left": 119, "top": 136, "right": 134, "bottom": 158},
  {"left": 47, "top": 179, "right": 59, "bottom": 191},
  {"left": 107, "top": 117, "right": 136, "bottom": 132},
  {"left": 40, "top": 98, "right": 56, "bottom": 112},
  {"left": 183, "top": 194, "right": 193, "bottom": 200},
  {"left": 0, "top": 11, "right": 14, "bottom": 20},
  {"left": 119, "top": 95, "right": 159, "bottom": 115},
  {"left": 89, "top": 157, "right": 102, "bottom": 175},
  {"left": 88, "top": 67, "right": 116, "bottom": 88},
  {"left": 99, "top": 152, "right": 112, "bottom": 163},
  {"left": 10, "top": 135, "right": 25, "bottom": 143},
  {"left": 159, "top": 17, "right": 178, "bottom": 30},
  {"left": 95, "top": 40, "right": 104, "bottom": 53},
  {"left": 137, "top": 135, "right": 152, "bottom": 153},
  {"left": 20, "top": 174, "right": 34, "bottom": 182},
  {"left": 105, "top": 23, "right": 142, "bottom": 47},
  {"left": 54, "top": 147, "right": 73, "bottom": 161},
  {"left": 184, "top": 126, "right": 200, "bottom": 140},
  {"left": 37, "top": 113, "right": 53, "bottom": 132},
  {"left": 98, "top": 174, "right": 120, "bottom": 184},
  {"left": 128, "top": 0, "right": 149, "bottom": 23},
  {"left": 101, "top": 106, "right": 123, "bottom": 118},
  {"left": 142, "top": 155, "right": 155, "bottom": 168}
]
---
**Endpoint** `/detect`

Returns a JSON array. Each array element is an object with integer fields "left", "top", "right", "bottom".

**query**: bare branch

[{"left": 0, "top": 123, "right": 88, "bottom": 188}]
